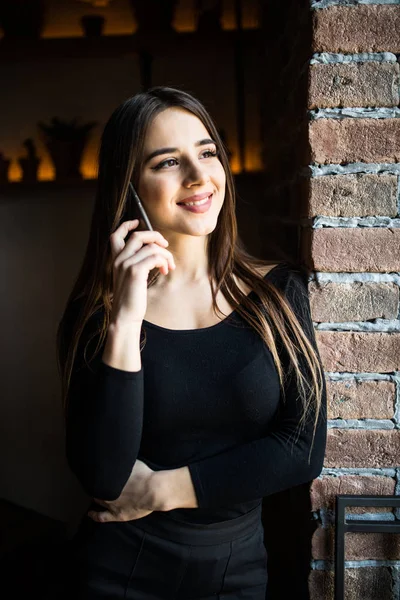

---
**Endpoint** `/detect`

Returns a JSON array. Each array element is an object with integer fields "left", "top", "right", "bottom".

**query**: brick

[
  {"left": 316, "top": 331, "right": 400, "bottom": 372},
  {"left": 325, "top": 430, "right": 400, "bottom": 468},
  {"left": 307, "top": 174, "right": 398, "bottom": 218},
  {"left": 312, "top": 525, "right": 400, "bottom": 560},
  {"left": 309, "top": 567, "right": 393, "bottom": 600},
  {"left": 309, "top": 569, "right": 334, "bottom": 600},
  {"left": 327, "top": 380, "right": 395, "bottom": 420},
  {"left": 309, "top": 119, "right": 400, "bottom": 164},
  {"left": 309, "top": 62, "right": 400, "bottom": 109},
  {"left": 311, "top": 475, "right": 395, "bottom": 512},
  {"left": 313, "top": 5, "right": 400, "bottom": 53},
  {"left": 309, "top": 281, "right": 399, "bottom": 322},
  {"left": 307, "top": 228, "right": 400, "bottom": 272}
]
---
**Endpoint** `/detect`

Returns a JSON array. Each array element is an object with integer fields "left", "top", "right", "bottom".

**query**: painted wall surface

[
  {"left": 0, "top": 184, "right": 97, "bottom": 532},
  {"left": 0, "top": 0, "right": 264, "bottom": 534}
]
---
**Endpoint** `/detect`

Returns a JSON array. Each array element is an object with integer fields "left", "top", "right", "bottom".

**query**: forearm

[
  {"left": 66, "top": 361, "right": 145, "bottom": 499},
  {"left": 102, "top": 321, "right": 142, "bottom": 372},
  {"left": 188, "top": 415, "right": 326, "bottom": 508},
  {"left": 152, "top": 466, "right": 199, "bottom": 512},
  {"left": 67, "top": 338, "right": 145, "bottom": 499},
  {"left": 64, "top": 302, "right": 145, "bottom": 500}
]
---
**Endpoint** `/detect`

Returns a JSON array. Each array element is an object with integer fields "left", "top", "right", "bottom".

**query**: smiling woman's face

[{"left": 137, "top": 107, "right": 226, "bottom": 237}]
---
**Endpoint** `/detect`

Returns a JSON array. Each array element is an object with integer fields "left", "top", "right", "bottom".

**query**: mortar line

[
  {"left": 307, "top": 164, "right": 400, "bottom": 176},
  {"left": 311, "top": 51, "right": 398, "bottom": 63},
  {"left": 311, "top": 0, "right": 400, "bottom": 8},
  {"left": 311, "top": 559, "right": 400, "bottom": 570},
  {"left": 309, "top": 107, "right": 400, "bottom": 119},
  {"left": 303, "top": 216, "right": 400, "bottom": 227}
]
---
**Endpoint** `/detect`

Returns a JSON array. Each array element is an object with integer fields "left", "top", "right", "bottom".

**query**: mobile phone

[{"left": 129, "top": 182, "right": 153, "bottom": 231}]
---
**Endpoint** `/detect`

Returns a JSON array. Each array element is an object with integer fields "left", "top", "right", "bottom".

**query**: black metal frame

[{"left": 334, "top": 494, "right": 400, "bottom": 600}]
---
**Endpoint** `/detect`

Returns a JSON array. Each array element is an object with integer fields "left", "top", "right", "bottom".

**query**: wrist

[
  {"left": 152, "top": 467, "right": 198, "bottom": 512},
  {"left": 102, "top": 322, "right": 142, "bottom": 372}
]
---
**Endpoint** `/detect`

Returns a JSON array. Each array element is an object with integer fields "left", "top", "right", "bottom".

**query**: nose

[{"left": 182, "top": 158, "right": 210, "bottom": 188}]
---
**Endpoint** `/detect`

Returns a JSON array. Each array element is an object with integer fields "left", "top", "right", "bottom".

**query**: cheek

[
  {"left": 139, "top": 176, "right": 169, "bottom": 203},
  {"left": 214, "top": 163, "right": 226, "bottom": 189}
]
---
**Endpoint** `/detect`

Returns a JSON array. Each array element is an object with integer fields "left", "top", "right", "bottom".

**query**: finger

[
  {"left": 92, "top": 498, "right": 109, "bottom": 509},
  {"left": 121, "top": 244, "right": 176, "bottom": 272},
  {"left": 109, "top": 219, "right": 140, "bottom": 261},
  {"left": 113, "top": 230, "right": 169, "bottom": 266},
  {"left": 87, "top": 510, "right": 116, "bottom": 523},
  {"left": 127, "top": 254, "right": 171, "bottom": 277}
]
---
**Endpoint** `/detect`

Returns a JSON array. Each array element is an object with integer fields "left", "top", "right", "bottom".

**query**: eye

[
  {"left": 151, "top": 147, "right": 219, "bottom": 171},
  {"left": 152, "top": 158, "right": 178, "bottom": 171},
  {"left": 201, "top": 148, "right": 218, "bottom": 159}
]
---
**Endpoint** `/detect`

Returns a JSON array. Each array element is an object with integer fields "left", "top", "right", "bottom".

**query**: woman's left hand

[
  {"left": 87, "top": 460, "right": 199, "bottom": 523},
  {"left": 87, "top": 459, "right": 161, "bottom": 523}
]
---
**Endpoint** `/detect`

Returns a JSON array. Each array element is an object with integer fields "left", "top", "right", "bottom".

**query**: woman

[{"left": 57, "top": 86, "right": 327, "bottom": 599}]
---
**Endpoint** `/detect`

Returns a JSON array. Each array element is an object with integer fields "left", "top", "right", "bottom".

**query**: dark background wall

[{"left": 0, "top": 1, "right": 315, "bottom": 598}]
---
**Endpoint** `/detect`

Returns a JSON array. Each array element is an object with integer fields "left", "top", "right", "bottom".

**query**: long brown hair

[{"left": 56, "top": 86, "right": 324, "bottom": 455}]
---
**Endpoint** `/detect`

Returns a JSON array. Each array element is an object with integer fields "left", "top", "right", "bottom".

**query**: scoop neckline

[{"left": 142, "top": 262, "right": 284, "bottom": 334}]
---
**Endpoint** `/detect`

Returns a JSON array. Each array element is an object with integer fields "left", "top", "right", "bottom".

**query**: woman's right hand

[{"left": 109, "top": 219, "right": 176, "bottom": 327}]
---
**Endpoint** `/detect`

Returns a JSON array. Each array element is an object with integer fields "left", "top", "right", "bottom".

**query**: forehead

[{"left": 144, "top": 107, "right": 211, "bottom": 148}]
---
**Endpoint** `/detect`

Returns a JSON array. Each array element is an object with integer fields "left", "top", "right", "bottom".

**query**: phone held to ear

[{"left": 129, "top": 182, "right": 154, "bottom": 231}]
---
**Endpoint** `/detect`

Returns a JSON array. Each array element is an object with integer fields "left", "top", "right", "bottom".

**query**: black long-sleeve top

[{"left": 63, "top": 262, "right": 327, "bottom": 523}]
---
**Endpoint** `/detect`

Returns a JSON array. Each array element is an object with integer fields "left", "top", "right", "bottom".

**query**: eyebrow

[{"left": 143, "top": 138, "right": 217, "bottom": 165}]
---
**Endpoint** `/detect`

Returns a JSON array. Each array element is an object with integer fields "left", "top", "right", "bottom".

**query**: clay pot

[
  {"left": 130, "top": 0, "right": 178, "bottom": 33},
  {"left": 81, "top": 15, "right": 105, "bottom": 38}
]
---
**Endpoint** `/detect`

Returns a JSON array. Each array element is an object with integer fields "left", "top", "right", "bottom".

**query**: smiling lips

[
  {"left": 178, "top": 191, "right": 213, "bottom": 204},
  {"left": 177, "top": 192, "right": 213, "bottom": 213},
  {"left": 178, "top": 192, "right": 213, "bottom": 213}
]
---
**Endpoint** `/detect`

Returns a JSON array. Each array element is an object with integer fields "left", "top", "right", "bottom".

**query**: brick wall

[{"left": 304, "top": 1, "right": 400, "bottom": 598}]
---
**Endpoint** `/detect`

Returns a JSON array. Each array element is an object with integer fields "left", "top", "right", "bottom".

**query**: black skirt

[{"left": 66, "top": 503, "right": 268, "bottom": 599}]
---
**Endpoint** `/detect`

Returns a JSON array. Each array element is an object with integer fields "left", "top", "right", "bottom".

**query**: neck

[{"left": 152, "top": 232, "right": 210, "bottom": 288}]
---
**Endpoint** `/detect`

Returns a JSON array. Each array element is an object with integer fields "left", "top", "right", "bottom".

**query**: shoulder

[
  {"left": 254, "top": 262, "right": 281, "bottom": 277},
  {"left": 260, "top": 261, "right": 310, "bottom": 289},
  {"left": 258, "top": 263, "right": 315, "bottom": 338},
  {"left": 256, "top": 262, "right": 312, "bottom": 316}
]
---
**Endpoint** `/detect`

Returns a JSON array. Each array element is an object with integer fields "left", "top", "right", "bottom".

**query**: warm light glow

[
  {"left": 221, "top": 0, "right": 236, "bottom": 31},
  {"left": 230, "top": 153, "right": 241, "bottom": 175},
  {"left": 6, "top": 136, "right": 261, "bottom": 183},
  {"left": 42, "top": 24, "right": 135, "bottom": 39},
  {"left": 81, "top": 143, "right": 99, "bottom": 179},
  {"left": 8, "top": 162, "right": 22, "bottom": 183},
  {"left": 7, "top": 146, "right": 99, "bottom": 182},
  {"left": 227, "top": 141, "right": 263, "bottom": 175},
  {"left": 42, "top": 1, "right": 136, "bottom": 38},
  {"left": 38, "top": 164, "right": 55, "bottom": 181},
  {"left": 41, "top": 0, "right": 259, "bottom": 39},
  {"left": 77, "top": 0, "right": 112, "bottom": 6},
  {"left": 173, "top": 0, "right": 196, "bottom": 32},
  {"left": 222, "top": 0, "right": 260, "bottom": 30},
  {"left": 8, "top": 159, "right": 55, "bottom": 182},
  {"left": 245, "top": 145, "right": 263, "bottom": 172}
]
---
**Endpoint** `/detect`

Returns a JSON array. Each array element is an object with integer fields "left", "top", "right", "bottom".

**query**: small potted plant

[
  {"left": 130, "top": 0, "right": 178, "bottom": 33},
  {"left": 196, "top": 0, "right": 223, "bottom": 32},
  {"left": 81, "top": 14, "right": 105, "bottom": 37},
  {"left": 18, "top": 139, "right": 41, "bottom": 183},
  {"left": 38, "top": 117, "right": 97, "bottom": 181}
]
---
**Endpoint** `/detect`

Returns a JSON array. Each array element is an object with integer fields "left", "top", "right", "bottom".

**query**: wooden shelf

[
  {"left": 0, "top": 28, "right": 261, "bottom": 63},
  {"left": 0, "top": 179, "right": 97, "bottom": 199},
  {"left": 0, "top": 172, "right": 264, "bottom": 198}
]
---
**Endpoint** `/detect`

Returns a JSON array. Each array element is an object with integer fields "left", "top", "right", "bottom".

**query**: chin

[{"left": 184, "top": 217, "right": 219, "bottom": 237}]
